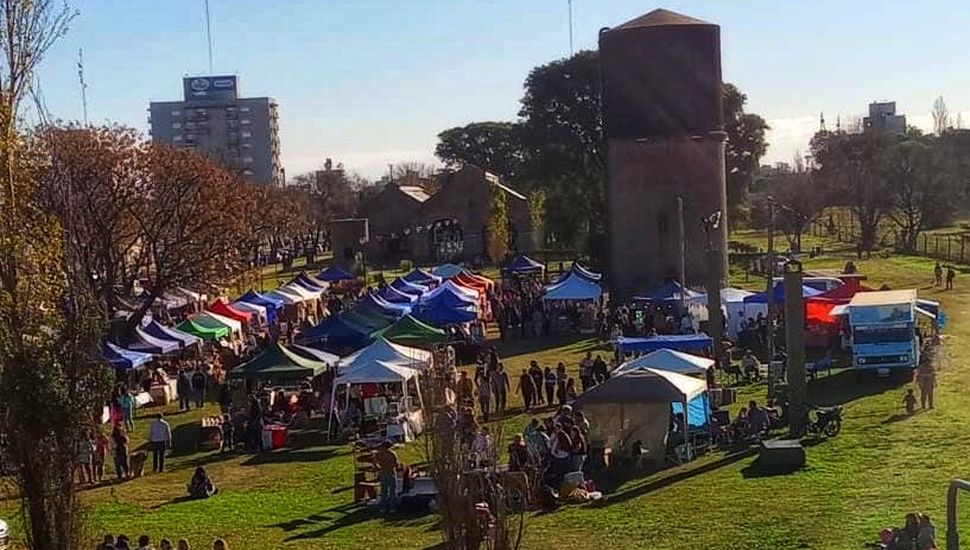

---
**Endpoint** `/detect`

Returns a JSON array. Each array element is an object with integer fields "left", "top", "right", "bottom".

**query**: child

[
  {"left": 220, "top": 414, "right": 234, "bottom": 453},
  {"left": 93, "top": 429, "right": 108, "bottom": 483},
  {"left": 903, "top": 389, "right": 918, "bottom": 415}
]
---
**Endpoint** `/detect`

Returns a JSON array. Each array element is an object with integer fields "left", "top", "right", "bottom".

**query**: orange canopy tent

[{"left": 208, "top": 298, "right": 254, "bottom": 324}]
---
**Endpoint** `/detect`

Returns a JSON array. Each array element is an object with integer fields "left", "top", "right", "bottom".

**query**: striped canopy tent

[
  {"left": 379, "top": 284, "right": 419, "bottom": 305},
  {"left": 127, "top": 325, "right": 181, "bottom": 355},
  {"left": 266, "top": 287, "right": 303, "bottom": 305},
  {"left": 403, "top": 268, "right": 441, "bottom": 286},
  {"left": 103, "top": 342, "right": 154, "bottom": 372},
  {"left": 143, "top": 320, "right": 201, "bottom": 349},
  {"left": 208, "top": 298, "right": 253, "bottom": 324},
  {"left": 231, "top": 300, "right": 269, "bottom": 324},
  {"left": 291, "top": 272, "right": 328, "bottom": 293},
  {"left": 390, "top": 277, "right": 428, "bottom": 296}
]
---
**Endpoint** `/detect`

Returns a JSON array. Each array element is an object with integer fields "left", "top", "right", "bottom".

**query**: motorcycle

[{"left": 801, "top": 404, "right": 843, "bottom": 438}]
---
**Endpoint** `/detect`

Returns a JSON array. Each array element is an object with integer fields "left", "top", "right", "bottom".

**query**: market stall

[
  {"left": 143, "top": 320, "right": 201, "bottom": 349},
  {"left": 372, "top": 315, "right": 449, "bottom": 349},
  {"left": 403, "top": 268, "right": 441, "bottom": 286},
  {"left": 329, "top": 360, "right": 425, "bottom": 442},
  {"left": 318, "top": 265, "right": 356, "bottom": 283},
  {"left": 432, "top": 263, "right": 465, "bottom": 280},
  {"left": 503, "top": 254, "right": 544, "bottom": 277},
  {"left": 616, "top": 334, "right": 713, "bottom": 355},
  {"left": 102, "top": 341, "right": 154, "bottom": 372},
  {"left": 127, "top": 326, "right": 181, "bottom": 355},
  {"left": 613, "top": 348, "right": 714, "bottom": 377},
  {"left": 177, "top": 317, "right": 229, "bottom": 341}
]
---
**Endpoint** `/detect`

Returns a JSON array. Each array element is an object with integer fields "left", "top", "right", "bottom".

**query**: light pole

[{"left": 783, "top": 258, "right": 807, "bottom": 436}]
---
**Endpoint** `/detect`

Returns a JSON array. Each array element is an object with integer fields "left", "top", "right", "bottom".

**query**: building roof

[
  {"left": 484, "top": 170, "right": 526, "bottom": 200},
  {"left": 396, "top": 185, "right": 431, "bottom": 203},
  {"left": 611, "top": 8, "right": 713, "bottom": 31}
]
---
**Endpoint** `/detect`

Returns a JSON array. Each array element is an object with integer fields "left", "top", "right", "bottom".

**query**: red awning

[{"left": 208, "top": 298, "right": 253, "bottom": 323}]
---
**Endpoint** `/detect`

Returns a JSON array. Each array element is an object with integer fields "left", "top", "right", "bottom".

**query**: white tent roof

[
  {"left": 175, "top": 287, "right": 207, "bottom": 302},
  {"left": 336, "top": 360, "right": 416, "bottom": 385},
  {"left": 267, "top": 287, "right": 302, "bottom": 305},
  {"left": 576, "top": 366, "right": 707, "bottom": 404},
  {"left": 290, "top": 344, "right": 340, "bottom": 366},
  {"left": 195, "top": 311, "right": 242, "bottom": 336},
  {"left": 721, "top": 287, "right": 755, "bottom": 303},
  {"left": 279, "top": 282, "right": 321, "bottom": 301},
  {"left": 613, "top": 348, "right": 715, "bottom": 376},
  {"left": 420, "top": 279, "right": 479, "bottom": 303},
  {"left": 232, "top": 300, "right": 268, "bottom": 323},
  {"left": 341, "top": 337, "right": 432, "bottom": 372}
]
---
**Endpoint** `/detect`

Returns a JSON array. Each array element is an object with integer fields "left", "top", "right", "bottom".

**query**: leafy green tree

[
  {"left": 486, "top": 183, "right": 509, "bottom": 263},
  {"left": 435, "top": 121, "right": 525, "bottom": 182},
  {"left": 884, "top": 134, "right": 957, "bottom": 252},
  {"left": 723, "top": 84, "right": 770, "bottom": 221}
]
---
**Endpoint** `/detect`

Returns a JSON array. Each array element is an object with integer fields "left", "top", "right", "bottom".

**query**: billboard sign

[{"left": 183, "top": 75, "right": 238, "bottom": 101}]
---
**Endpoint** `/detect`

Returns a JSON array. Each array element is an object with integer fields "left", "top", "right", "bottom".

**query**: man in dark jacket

[
  {"left": 176, "top": 370, "right": 192, "bottom": 412},
  {"left": 191, "top": 367, "right": 207, "bottom": 409}
]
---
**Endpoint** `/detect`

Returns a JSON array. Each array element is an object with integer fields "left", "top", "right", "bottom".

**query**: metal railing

[{"left": 948, "top": 478, "right": 970, "bottom": 549}]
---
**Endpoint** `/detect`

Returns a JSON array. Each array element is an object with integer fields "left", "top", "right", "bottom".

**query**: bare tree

[{"left": 933, "top": 96, "right": 951, "bottom": 136}]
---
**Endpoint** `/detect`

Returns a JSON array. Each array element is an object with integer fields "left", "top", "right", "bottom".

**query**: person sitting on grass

[{"left": 187, "top": 466, "right": 217, "bottom": 499}]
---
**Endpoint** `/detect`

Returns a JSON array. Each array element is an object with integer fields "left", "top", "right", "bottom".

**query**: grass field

[{"left": 3, "top": 240, "right": 970, "bottom": 549}]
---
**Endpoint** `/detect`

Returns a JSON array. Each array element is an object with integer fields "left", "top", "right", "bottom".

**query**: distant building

[
  {"left": 863, "top": 101, "right": 907, "bottom": 135},
  {"left": 358, "top": 165, "right": 533, "bottom": 265},
  {"left": 149, "top": 75, "right": 283, "bottom": 186}
]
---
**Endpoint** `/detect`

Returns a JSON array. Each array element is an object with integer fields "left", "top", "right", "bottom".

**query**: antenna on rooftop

[
  {"left": 77, "top": 48, "right": 88, "bottom": 124},
  {"left": 204, "top": 0, "right": 214, "bottom": 73},
  {"left": 568, "top": 0, "right": 575, "bottom": 55}
]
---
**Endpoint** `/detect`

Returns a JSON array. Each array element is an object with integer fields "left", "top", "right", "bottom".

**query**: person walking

[
  {"left": 191, "top": 367, "right": 207, "bottom": 409},
  {"left": 373, "top": 441, "right": 399, "bottom": 513},
  {"left": 119, "top": 387, "right": 136, "bottom": 432},
  {"left": 148, "top": 413, "right": 172, "bottom": 473},
  {"left": 917, "top": 362, "right": 937, "bottom": 409},
  {"left": 477, "top": 378, "right": 493, "bottom": 422},
  {"left": 544, "top": 367, "right": 556, "bottom": 407},
  {"left": 946, "top": 266, "right": 956, "bottom": 290},
  {"left": 176, "top": 369, "right": 192, "bottom": 412},
  {"left": 491, "top": 364, "right": 510, "bottom": 413},
  {"left": 111, "top": 425, "right": 130, "bottom": 480},
  {"left": 934, "top": 262, "right": 943, "bottom": 286},
  {"left": 517, "top": 369, "right": 537, "bottom": 410},
  {"left": 528, "top": 362, "right": 544, "bottom": 406},
  {"left": 556, "top": 363, "right": 569, "bottom": 406},
  {"left": 579, "top": 352, "right": 594, "bottom": 393}
]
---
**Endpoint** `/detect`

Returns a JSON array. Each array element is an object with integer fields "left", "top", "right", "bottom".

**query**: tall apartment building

[
  {"left": 149, "top": 75, "right": 283, "bottom": 186},
  {"left": 863, "top": 101, "right": 907, "bottom": 135}
]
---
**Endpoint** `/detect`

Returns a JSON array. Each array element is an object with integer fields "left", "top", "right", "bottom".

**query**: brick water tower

[{"left": 600, "top": 8, "right": 729, "bottom": 301}]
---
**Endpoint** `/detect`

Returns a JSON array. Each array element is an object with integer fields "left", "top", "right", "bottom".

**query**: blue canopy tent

[
  {"left": 542, "top": 273, "right": 603, "bottom": 302},
  {"left": 236, "top": 290, "right": 282, "bottom": 324},
  {"left": 127, "top": 326, "right": 181, "bottom": 355},
  {"left": 297, "top": 314, "right": 373, "bottom": 351},
  {"left": 617, "top": 334, "right": 714, "bottom": 354},
  {"left": 413, "top": 287, "right": 478, "bottom": 326},
  {"left": 505, "top": 254, "right": 544, "bottom": 275},
  {"left": 318, "top": 265, "right": 356, "bottom": 282},
  {"left": 103, "top": 341, "right": 154, "bottom": 372},
  {"left": 143, "top": 320, "right": 201, "bottom": 349},
  {"left": 570, "top": 262, "right": 602, "bottom": 282},
  {"left": 403, "top": 268, "right": 441, "bottom": 286},
  {"left": 379, "top": 284, "right": 419, "bottom": 305},
  {"left": 743, "top": 282, "right": 823, "bottom": 304},
  {"left": 356, "top": 294, "right": 411, "bottom": 318},
  {"left": 432, "top": 263, "right": 465, "bottom": 280},
  {"left": 634, "top": 281, "right": 704, "bottom": 302},
  {"left": 390, "top": 277, "right": 427, "bottom": 296}
]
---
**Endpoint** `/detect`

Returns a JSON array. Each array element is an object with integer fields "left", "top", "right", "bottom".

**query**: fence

[{"left": 809, "top": 212, "right": 970, "bottom": 265}]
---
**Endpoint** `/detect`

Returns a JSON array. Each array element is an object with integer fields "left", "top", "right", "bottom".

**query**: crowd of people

[{"left": 97, "top": 534, "right": 229, "bottom": 550}]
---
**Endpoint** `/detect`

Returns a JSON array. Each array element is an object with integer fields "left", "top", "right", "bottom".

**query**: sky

[{"left": 33, "top": 0, "right": 970, "bottom": 180}]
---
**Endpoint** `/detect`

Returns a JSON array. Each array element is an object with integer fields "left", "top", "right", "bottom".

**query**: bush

[{"left": 399, "top": 259, "right": 414, "bottom": 273}]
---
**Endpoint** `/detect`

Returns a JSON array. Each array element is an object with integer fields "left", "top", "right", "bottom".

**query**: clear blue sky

[{"left": 35, "top": 0, "right": 970, "bottom": 180}]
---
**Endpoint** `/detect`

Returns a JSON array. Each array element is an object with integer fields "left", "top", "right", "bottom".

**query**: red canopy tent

[
  {"left": 456, "top": 271, "right": 494, "bottom": 290},
  {"left": 208, "top": 298, "right": 254, "bottom": 323}
]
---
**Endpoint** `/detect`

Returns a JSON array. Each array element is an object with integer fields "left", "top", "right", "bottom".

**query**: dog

[{"left": 129, "top": 451, "right": 147, "bottom": 479}]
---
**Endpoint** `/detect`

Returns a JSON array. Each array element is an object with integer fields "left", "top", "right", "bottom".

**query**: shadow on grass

[
  {"left": 491, "top": 335, "right": 601, "bottom": 360},
  {"left": 589, "top": 447, "right": 758, "bottom": 508},
  {"left": 806, "top": 369, "right": 908, "bottom": 407},
  {"left": 241, "top": 448, "right": 340, "bottom": 466},
  {"left": 882, "top": 410, "right": 924, "bottom": 424},
  {"left": 272, "top": 502, "right": 376, "bottom": 541},
  {"left": 150, "top": 495, "right": 195, "bottom": 509}
]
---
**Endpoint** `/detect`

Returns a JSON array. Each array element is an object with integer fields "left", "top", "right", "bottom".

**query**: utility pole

[
  {"left": 702, "top": 211, "right": 725, "bottom": 371},
  {"left": 783, "top": 259, "right": 807, "bottom": 436},
  {"left": 677, "top": 196, "right": 686, "bottom": 313},
  {"left": 766, "top": 200, "right": 777, "bottom": 396},
  {"left": 204, "top": 0, "right": 214, "bottom": 73}
]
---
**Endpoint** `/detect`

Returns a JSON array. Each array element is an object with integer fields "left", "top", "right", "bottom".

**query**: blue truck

[{"left": 847, "top": 289, "right": 920, "bottom": 371}]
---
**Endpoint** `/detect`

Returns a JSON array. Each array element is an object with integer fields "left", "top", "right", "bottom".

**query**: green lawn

[{"left": 4, "top": 242, "right": 970, "bottom": 549}]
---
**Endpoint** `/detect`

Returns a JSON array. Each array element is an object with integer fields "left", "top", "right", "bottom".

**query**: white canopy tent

[
  {"left": 232, "top": 300, "right": 268, "bottom": 324},
  {"left": 613, "top": 348, "right": 715, "bottom": 377},
  {"left": 279, "top": 282, "right": 322, "bottom": 301},
  {"left": 267, "top": 287, "right": 303, "bottom": 305},
  {"left": 340, "top": 337, "right": 432, "bottom": 373},
  {"left": 327, "top": 359, "right": 424, "bottom": 440}
]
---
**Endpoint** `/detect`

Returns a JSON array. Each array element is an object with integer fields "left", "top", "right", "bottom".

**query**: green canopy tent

[
  {"left": 229, "top": 342, "right": 329, "bottom": 382},
  {"left": 176, "top": 318, "right": 229, "bottom": 341},
  {"left": 373, "top": 315, "right": 448, "bottom": 348}
]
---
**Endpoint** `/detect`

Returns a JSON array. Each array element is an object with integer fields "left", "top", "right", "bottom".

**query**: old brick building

[{"left": 359, "top": 165, "right": 533, "bottom": 265}]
